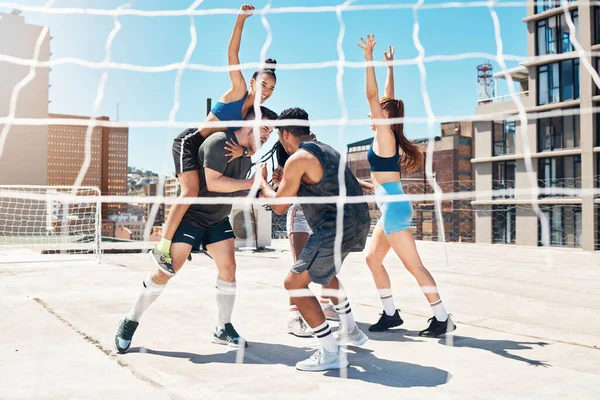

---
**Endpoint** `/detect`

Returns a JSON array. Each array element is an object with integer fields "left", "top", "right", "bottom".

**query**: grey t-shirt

[{"left": 182, "top": 130, "right": 251, "bottom": 228}]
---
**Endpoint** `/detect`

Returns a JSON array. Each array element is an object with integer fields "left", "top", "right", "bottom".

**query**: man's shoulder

[{"left": 203, "top": 131, "right": 230, "bottom": 146}]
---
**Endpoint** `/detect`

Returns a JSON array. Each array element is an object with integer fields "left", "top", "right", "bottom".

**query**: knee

[
  {"left": 180, "top": 182, "right": 199, "bottom": 197},
  {"left": 366, "top": 252, "right": 384, "bottom": 269},
  {"left": 151, "top": 269, "right": 172, "bottom": 285},
  {"left": 284, "top": 274, "right": 303, "bottom": 291},
  {"left": 219, "top": 262, "right": 237, "bottom": 280}
]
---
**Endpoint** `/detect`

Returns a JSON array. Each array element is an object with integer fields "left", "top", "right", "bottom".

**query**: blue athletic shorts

[{"left": 375, "top": 182, "right": 413, "bottom": 235}]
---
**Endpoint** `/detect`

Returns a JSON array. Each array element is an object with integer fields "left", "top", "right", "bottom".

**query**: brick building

[
  {"left": 48, "top": 114, "right": 128, "bottom": 220},
  {"left": 347, "top": 121, "right": 474, "bottom": 242}
]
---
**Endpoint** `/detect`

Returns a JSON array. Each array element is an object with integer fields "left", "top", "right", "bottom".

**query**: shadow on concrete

[
  {"left": 437, "top": 335, "right": 551, "bottom": 367},
  {"left": 131, "top": 341, "right": 450, "bottom": 388},
  {"left": 352, "top": 322, "right": 426, "bottom": 344}
]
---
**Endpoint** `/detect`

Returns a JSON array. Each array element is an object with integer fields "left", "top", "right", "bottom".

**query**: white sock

[
  {"left": 430, "top": 299, "right": 448, "bottom": 322},
  {"left": 319, "top": 298, "right": 330, "bottom": 310},
  {"left": 126, "top": 274, "right": 166, "bottom": 322},
  {"left": 288, "top": 305, "right": 300, "bottom": 319},
  {"left": 311, "top": 320, "right": 338, "bottom": 353},
  {"left": 378, "top": 288, "right": 396, "bottom": 316},
  {"left": 334, "top": 299, "right": 357, "bottom": 332},
  {"left": 216, "top": 279, "right": 236, "bottom": 329}
]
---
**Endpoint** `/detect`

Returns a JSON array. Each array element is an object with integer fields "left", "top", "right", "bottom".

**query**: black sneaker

[
  {"left": 213, "top": 323, "right": 247, "bottom": 348},
  {"left": 368, "top": 309, "right": 404, "bottom": 332},
  {"left": 418, "top": 315, "right": 456, "bottom": 337},
  {"left": 113, "top": 317, "right": 139, "bottom": 354}
]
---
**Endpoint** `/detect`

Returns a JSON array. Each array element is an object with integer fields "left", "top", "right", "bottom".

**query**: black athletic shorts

[
  {"left": 172, "top": 128, "right": 204, "bottom": 175},
  {"left": 172, "top": 218, "right": 235, "bottom": 251}
]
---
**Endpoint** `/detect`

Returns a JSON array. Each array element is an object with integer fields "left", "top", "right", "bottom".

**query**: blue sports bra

[
  {"left": 367, "top": 135, "right": 401, "bottom": 172},
  {"left": 210, "top": 92, "right": 249, "bottom": 130}
]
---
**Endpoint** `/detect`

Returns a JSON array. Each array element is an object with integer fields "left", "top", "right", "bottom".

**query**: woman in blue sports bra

[
  {"left": 358, "top": 34, "right": 456, "bottom": 337},
  {"left": 153, "top": 4, "right": 278, "bottom": 268}
]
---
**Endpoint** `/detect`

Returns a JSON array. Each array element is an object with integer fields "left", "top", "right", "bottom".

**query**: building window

[
  {"left": 536, "top": 10, "right": 578, "bottom": 56},
  {"left": 492, "top": 205, "right": 516, "bottom": 244},
  {"left": 492, "top": 120, "right": 516, "bottom": 156},
  {"left": 492, "top": 161, "right": 516, "bottom": 199},
  {"left": 538, "top": 112, "right": 579, "bottom": 151},
  {"left": 536, "top": 0, "right": 575, "bottom": 14},
  {"left": 538, "top": 59, "right": 579, "bottom": 105},
  {"left": 538, "top": 155, "right": 581, "bottom": 197},
  {"left": 539, "top": 205, "right": 581, "bottom": 247}
]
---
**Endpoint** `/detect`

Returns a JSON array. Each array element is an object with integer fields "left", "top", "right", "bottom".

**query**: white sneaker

[
  {"left": 295, "top": 347, "right": 348, "bottom": 371},
  {"left": 322, "top": 305, "right": 340, "bottom": 321},
  {"left": 335, "top": 325, "right": 369, "bottom": 347},
  {"left": 287, "top": 316, "right": 313, "bottom": 338}
]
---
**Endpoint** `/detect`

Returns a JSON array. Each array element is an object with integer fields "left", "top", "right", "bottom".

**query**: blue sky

[{"left": 4, "top": 0, "right": 526, "bottom": 176}]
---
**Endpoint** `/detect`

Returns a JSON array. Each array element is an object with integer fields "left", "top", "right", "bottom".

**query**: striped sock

[
  {"left": 312, "top": 320, "right": 338, "bottom": 353},
  {"left": 378, "top": 288, "right": 396, "bottom": 316},
  {"left": 319, "top": 298, "right": 330, "bottom": 309},
  {"left": 334, "top": 299, "right": 356, "bottom": 332},
  {"left": 430, "top": 299, "right": 448, "bottom": 322}
]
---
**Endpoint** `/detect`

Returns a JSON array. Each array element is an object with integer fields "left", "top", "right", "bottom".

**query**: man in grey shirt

[{"left": 114, "top": 107, "right": 278, "bottom": 353}]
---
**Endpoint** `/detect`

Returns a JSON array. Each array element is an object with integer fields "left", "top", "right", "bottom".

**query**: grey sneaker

[
  {"left": 213, "top": 323, "right": 247, "bottom": 348},
  {"left": 335, "top": 325, "right": 368, "bottom": 347},
  {"left": 113, "top": 317, "right": 139, "bottom": 354},
  {"left": 322, "top": 305, "right": 340, "bottom": 321},
  {"left": 296, "top": 347, "right": 348, "bottom": 371},
  {"left": 287, "top": 316, "right": 313, "bottom": 338},
  {"left": 148, "top": 247, "right": 174, "bottom": 275}
]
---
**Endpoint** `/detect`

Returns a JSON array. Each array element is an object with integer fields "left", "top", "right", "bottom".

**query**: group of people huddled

[{"left": 113, "top": 4, "right": 455, "bottom": 372}]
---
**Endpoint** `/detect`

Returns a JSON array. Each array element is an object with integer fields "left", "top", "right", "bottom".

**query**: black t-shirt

[{"left": 181, "top": 131, "right": 251, "bottom": 228}]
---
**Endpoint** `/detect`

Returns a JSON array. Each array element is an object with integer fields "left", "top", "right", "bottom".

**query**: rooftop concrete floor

[{"left": 1, "top": 240, "right": 599, "bottom": 399}]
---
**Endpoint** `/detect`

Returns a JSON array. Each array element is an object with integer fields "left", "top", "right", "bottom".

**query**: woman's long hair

[{"left": 380, "top": 97, "right": 423, "bottom": 173}]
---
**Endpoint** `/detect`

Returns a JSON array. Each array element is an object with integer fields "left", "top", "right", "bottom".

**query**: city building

[
  {"left": 473, "top": 2, "right": 598, "bottom": 250},
  {"left": 164, "top": 175, "right": 179, "bottom": 221},
  {"left": 102, "top": 220, "right": 115, "bottom": 237},
  {"left": 140, "top": 182, "right": 165, "bottom": 226},
  {"left": 48, "top": 114, "right": 128, "bottom": 219},
  {"left": 0, "top": 10, "right": 50, "bottom": 185},
  {"left": 346, "top": 120, "right": 474, "bottom": 242}
]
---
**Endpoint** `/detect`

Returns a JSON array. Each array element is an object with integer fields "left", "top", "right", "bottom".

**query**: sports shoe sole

[
  {"left": 288, "top": 329, "right": 313, "bottom": 338},
  {"left": 368, "top": 318, "right": 404, "bottom": 332},
  {"left": 336, "top": 332, "right": 369, "bottom": 347},
  {"left": 113, "top": 337, "right": 130, "bottom": 354},
  {"left": 212, "top": 337, "right": 248, "bottom": 348},
  {"left": 147, "top": 250, "right": 175, "bottom": 276},
  {"left": 420, "top": 322, "right": 457, "bottom": 338},
  {"left": 295, "top": 360, "right": 349, "bottom": 372}
]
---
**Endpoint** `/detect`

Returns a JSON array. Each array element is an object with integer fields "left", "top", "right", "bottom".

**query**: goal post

[{"left": 0, "top": 185, "right": 102, "bottom": 263}]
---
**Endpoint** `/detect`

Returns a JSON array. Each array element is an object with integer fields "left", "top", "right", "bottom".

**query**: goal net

[{"left": 0, "top": 185, "right": 101, "bottom": 262}]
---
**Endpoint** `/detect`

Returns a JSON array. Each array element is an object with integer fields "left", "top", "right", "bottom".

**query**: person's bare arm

[
  {"left": 383, "top": 45, "right": 395, "bottom": 98},
  {"left": 359, "top": 34, "right": 396, "bottom": 157},
  {"left": 259, "top": 155, "right": 307, "bottom": 215},
  {"left": 205, "top": 168, "right": 254, "bottom": 193},
  {"left": 227, "top": 4, "right": 254, "bottom": 96}
]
